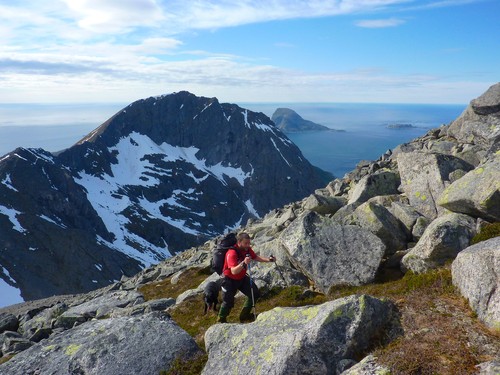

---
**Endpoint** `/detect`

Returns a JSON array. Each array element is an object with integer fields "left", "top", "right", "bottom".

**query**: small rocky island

[
  {"left": 271, "top": 107, "right": 344, "bottom": 133},
  {"left": 386, "top": 123, "right": 417, "bottom": 129}
]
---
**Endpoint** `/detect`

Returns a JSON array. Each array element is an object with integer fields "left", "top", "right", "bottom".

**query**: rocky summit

[
  {"left": 0, "top": 91, "right": 329, "bottom": 301},
  {"left": 0, "top": 83, "right": 499, "bottom": 374}
]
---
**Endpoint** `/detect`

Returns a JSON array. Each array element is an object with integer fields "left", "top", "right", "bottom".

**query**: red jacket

[{"left": 223, "top": 245, "right": 257, "bottom": 280}]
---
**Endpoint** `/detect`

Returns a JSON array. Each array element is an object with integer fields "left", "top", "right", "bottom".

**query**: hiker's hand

[
  {"left": 268, "top": 255, "right": 276, "bottom": 262},
  {"left": 243, "top": 256, "right": 252, "bottom": 265}
]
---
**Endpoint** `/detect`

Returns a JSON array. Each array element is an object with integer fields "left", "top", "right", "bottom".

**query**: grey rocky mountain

[
  {"left": 0, "top": 91, "right": 329, "bottom": 301},
  {"left": 271, "top": 107, "right": 340, "bottom": 132},
  {"left": 0, "top": 83, "right": 499, "bottom": 374}
]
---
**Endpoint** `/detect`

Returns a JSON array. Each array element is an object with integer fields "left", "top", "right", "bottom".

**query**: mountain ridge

[{"left": 0, "top": 91, "right": 329, "bottom": 301}]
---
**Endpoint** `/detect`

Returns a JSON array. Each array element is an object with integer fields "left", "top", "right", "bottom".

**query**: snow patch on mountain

[
  {"left": 1, "top": 173, "right": 18, "bottom": 192},
  {"left": 39, "top": 214, "right": 67, "bottom": 228},
  {"left": 245, "top": 199, "right": 260, "bottom": 218},
  {"left": 270, "top": 138, "right": 291, "bottom": 167},
  {"left": 137, "top": 196, "right": 202, "bottom": 236},
  {"left": 0, "top": 205, "right": 26, "bottom": 233}
]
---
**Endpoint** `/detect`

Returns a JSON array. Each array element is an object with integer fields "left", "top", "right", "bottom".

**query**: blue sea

[
  {"left": 244, "top": 103, "right": 466, "bottom": 177},
  {"left": 0, "top": 102, "right": 466, "bottom": 177}
]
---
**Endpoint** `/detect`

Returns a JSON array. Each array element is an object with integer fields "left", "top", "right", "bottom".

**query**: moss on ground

[
  {"left": 0, "top": 354, "right": 15, "bottom": 365},
  {"left": 471, "top": 222, "right": 500, "bottom": 245}
]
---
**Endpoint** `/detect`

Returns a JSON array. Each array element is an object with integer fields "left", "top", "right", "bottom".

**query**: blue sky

[{"left": 0, "top": 0, "right": 498, "bottom": 104}]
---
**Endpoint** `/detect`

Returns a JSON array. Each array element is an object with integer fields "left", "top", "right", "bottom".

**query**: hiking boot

[
  {"left": 218, "top": 306, "right": 229, "bottom": 323},
  {"left": 239, "top": 306, "right": 255, "bottom": 323}
]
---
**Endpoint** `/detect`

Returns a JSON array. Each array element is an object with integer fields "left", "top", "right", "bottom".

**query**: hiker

[{"left": 218, "top": 232, "right": 275, "bottom": 323}]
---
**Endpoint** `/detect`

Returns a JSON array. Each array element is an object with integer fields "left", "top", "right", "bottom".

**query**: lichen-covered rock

[
  {"left": 451, "top": 237, "right": 500, "bottom": 329},
  {"left": 438, "top": 158, "right": 500, "bottom": 222},
  {"left": 203, "top": 295, "right": 397, "bottom": 375},
  {"left": 348, "top": 170, "right": 400, "bottom": 205},
  {"left": 401, "top": 213, "right": 476, "bottom": 273},
  {"left": 303, "top": 193, "right": 346, "bottom": 215},
  {"left": 343, "top": 199, "right": 410, "bottom": 255},
  {"left": 0, "top": 312, "right": 202, "bottom": 375},
  {"left": 397, "top": 151, "right": 473, "bottom": 219},
  {"left": 280, "top": 211, "right": 386, "bottom": 293}
]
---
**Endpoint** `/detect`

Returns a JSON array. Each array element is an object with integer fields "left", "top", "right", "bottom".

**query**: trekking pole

[{"left": 246, "top": 254, "right": 257, "bottom": 321}]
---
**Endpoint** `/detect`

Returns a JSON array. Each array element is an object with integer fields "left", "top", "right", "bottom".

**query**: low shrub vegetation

[{"left": 471, "top": 222, "right": 500, "bottom": 244}]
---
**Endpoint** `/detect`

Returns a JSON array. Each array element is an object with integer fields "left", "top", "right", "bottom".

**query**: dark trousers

[{"left": 221, "top": 275, "right": 260, "bottom": 310}]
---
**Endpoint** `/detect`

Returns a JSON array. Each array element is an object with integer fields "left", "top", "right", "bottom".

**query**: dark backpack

[{"left": 211, "top": 233, "right": 237, "bottom": 275}]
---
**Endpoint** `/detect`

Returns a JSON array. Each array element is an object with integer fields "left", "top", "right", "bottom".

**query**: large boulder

[
  {"left": 303, "top": 193, "right": 346, "bottom": 215},
  {"left": 280, "top": 211, "right": 386, "bottom": 293},
  {"left": 0, "top": 312, "right": 202, "bottom": 375},
  {"left": 401, "top": 213, "right": 476, "bottom": 273},
  {"left": 343, "top": 198, "right": 410, "bottom": 255},
  {"left": 397, "top": 151, "right": 473, "bottom": 219},
  {"left": 447, "top": 82, "right": 500, "bottom": 147},
  {"left": 347, "top": 170, "right": 400, "bottom": 205},
  {"left": 438, "top": 158, "right": 500, "bottom": 222},
  {"left": 0, "top": 313, "right": 19, "bottom": 334},
  {"left": 203, "top": 295, "right": 397, "bottom": 375},
  {"left": 451, "top": 237, "right": 500, "bottom": 329}
]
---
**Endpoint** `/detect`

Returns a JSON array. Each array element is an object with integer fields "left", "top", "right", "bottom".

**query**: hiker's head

[{"left": 237, "top": 232, "right": 251, "bottom": 250}]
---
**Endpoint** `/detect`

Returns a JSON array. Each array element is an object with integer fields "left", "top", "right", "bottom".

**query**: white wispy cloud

[
  {"left": 62, "top": 0, "right": 165, "bottom": 33},
  {"left": 0, "top": 0, "right": 491, "bottom": 104},
  {"left": 355, "top": 18, "right": 406, "bottom": 28}
]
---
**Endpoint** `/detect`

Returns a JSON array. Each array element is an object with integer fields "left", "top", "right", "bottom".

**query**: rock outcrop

[
  {"left": 452, "top": 237, "right": 500, "bottom": 329},
  {"left": 446, "top": 82, "right": 500, "bottom": 148},
  {"left": 203, "top": 295, "right": 397, "bottom": 375}
]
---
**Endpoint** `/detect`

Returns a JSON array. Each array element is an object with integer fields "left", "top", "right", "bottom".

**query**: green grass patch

[
  {"left": 160, "top": 352, "right": 208, "bottom": 375},
  {"left": 471, "top": 222, "right": 500, "bottom": 245},
  {"left": 138, "top": 266, "right": 212, "bottom": 301}
]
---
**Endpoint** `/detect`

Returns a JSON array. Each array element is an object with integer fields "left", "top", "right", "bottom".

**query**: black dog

[{"left": 203, "top": 280, "right": 221, "bottom": 314}]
